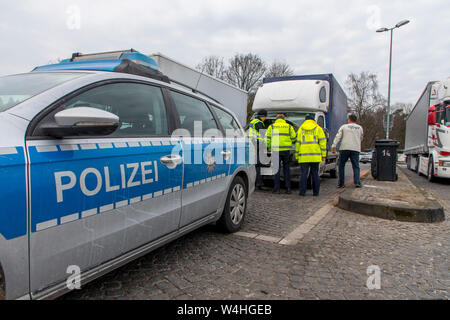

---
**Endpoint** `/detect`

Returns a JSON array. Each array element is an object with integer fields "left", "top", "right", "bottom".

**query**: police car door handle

[{"left": 160, "top": 155, "right": 182, "bottom": 169}]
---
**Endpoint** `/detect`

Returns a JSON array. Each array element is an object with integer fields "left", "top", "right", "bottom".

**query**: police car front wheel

[{"left": 218, "top": 176, "right": 247, "bottom": 233}]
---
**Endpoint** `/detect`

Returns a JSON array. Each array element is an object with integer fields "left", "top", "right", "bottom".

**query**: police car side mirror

[{"left": 42, "top": 106, "right": 119, "bottom": 138}]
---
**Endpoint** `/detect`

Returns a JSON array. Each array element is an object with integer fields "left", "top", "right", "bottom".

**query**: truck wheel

[
  {"left": 329, "top": 169, "right": 337, "bottom": 179},
  {"left": 427, "top": 158, "right": 436, "bottom": 182},
  {"left": 217, "top": 176, "right": 247, "bottom": 233}
]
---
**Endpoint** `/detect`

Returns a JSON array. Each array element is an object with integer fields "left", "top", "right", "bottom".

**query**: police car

[{"left": 0, "top": 50, "right": 255, "bottom": 299}]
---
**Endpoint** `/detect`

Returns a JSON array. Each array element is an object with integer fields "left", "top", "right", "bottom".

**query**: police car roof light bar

[
  {"left": 62, "top": 49, "right": 158, "bottom": 71},
  {"left": 69, "top": 49, "right": 138, "bottom": 62}
]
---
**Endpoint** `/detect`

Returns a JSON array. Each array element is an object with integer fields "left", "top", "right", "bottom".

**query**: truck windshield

[
  {"left": 0, "top": 72, "right": 86, "bottom": 112},
  {"left": 266, "top": 112, "right": 308, "bottom": 128}
]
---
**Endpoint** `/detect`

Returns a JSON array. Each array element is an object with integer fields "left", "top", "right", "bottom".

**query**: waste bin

[{"left": 372, "top": 139, "right": 400, "bottom": 181}]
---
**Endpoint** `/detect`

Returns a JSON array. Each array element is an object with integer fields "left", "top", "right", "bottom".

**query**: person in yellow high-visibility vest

[
  {"left": 295, "top": 114, "right": 327, "bottom": 196},
  {"left": 266, "top": 113, "right": 297, "bottom": 194},
  {"left": 248, "top": 109, "right": 267, "bottom": 190}
]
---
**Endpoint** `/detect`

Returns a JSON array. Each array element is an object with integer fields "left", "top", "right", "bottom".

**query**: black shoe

[
  {"left": 299, "top": 193, "right": 305, "bottom": 197},
  {"left": 313, "top": 194, "right": 319, "bottom": 197},
  {"left": 286, "top": 189, "right": 292, "bottom": 194},
  {"left": 355, "top": 183, "right": 362, "bottom": 188},
  {"left": 272, "top": 189, "right": 281, "bottom": 194},
  {"left": 337, "top": 185, "right": 345, "bottom": 188},
  {"left": 257, "top": 186, "right": 263, "bottom": 191}
]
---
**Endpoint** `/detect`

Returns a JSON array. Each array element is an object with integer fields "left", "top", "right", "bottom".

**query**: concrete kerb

[{"left": 337, "top": 168, "right": 445, "bottom": 223}]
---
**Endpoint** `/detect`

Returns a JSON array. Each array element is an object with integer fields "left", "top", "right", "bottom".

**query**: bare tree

[
  {"left": 225, "top": 53, "right": 267, "bottom": 92},
  {"left": 346, "top": 72, "right": 388, "bottom": 149},
  {"left": 196, "top": 55, "right": 226, "bottom": 80},
  {"left": 393, "top": 102, "right": 413, "bottom": 115},
  {"left": 265, "top": 61, "right": 294, "bottom": 78},
  {"left": 390, "top": 108, "right": 409, "bottom": 149},
  {"left": 346, "top": 71, "right": 386, "bottom": 120}
]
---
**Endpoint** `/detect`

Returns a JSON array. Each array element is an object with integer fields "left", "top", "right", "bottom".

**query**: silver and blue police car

[{"left": 0, "top": 50, "right": 255, "bottom": 299}]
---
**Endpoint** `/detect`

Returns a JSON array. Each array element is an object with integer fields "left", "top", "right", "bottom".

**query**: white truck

[
  {"left": 150, "top": 53, "right": 248, "bottom": 126},
  {"left": 405, "top": 77, "right": 450, "bottom": 181},
  {"left": 251, "top": 74, "right": 348, "bottom": 180}
]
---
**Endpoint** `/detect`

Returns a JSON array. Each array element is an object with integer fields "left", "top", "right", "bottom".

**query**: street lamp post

[{"left": 377, "top": 19, "right": 410, "bottom": 140}]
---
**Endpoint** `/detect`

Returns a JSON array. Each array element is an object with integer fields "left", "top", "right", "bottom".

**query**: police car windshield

[{"left": 0, "top": 72, "right": 86, "bottom": 112}]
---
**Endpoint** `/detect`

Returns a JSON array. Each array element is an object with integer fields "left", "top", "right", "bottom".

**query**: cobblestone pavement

[{"left": 62, "top": 163, "right": 449, "bottom": 300}]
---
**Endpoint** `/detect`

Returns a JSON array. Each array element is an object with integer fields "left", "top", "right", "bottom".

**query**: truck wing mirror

[{"left": 428, "top": 106, "right": 436, "bottom": 125}]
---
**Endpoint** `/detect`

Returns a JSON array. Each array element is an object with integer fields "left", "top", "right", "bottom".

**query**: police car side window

[
  {"left": 211, "top": 106, "right": 243, "bottom": 137},
  {"left": 35, "top": 83, "right": 169, "bottom": 137},
  {"left": 170, "top": 91, "right": 218, "bottom": 136}
]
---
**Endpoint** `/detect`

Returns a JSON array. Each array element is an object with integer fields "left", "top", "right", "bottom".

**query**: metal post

[
  {"left": 378, "top": 20, "right": 409, "bottom": 139},
  {"left": 386, "top": 28, "right": 393, "bottom": 140}
]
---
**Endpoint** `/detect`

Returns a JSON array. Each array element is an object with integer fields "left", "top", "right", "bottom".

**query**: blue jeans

[
  {"left": 299, "top": 163, "right": 320, "bottom": 196},
  {"left": 274, "top": 151, "right": 291, "bottom": 191},
  {"left": 338, "top": 150, "right": 361, "bottom": 186}
]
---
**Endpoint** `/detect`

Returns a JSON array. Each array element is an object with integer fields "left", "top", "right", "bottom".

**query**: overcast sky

[{"left": 1, "top": 0, "right": 449, "bottom": 106}]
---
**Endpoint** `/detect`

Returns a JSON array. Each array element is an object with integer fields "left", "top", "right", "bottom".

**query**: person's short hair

[
  {"left": 348, "top": 114, "right": 357, "bottom": 122},
  {"left": 276, "top": 113, "right": 286, "bottom": 119}
]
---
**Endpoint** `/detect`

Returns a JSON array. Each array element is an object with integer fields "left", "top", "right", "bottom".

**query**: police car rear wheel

[{"left": 218, "top": 176, "right": 247, "bottom": 233}]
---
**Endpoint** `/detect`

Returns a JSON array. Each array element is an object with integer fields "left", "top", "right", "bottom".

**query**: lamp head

[{"left": 395, "top": 20, "right": 410, "bottom": 28}]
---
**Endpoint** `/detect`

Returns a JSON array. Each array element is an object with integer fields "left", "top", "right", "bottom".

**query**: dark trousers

[
  {"left": 338, "top": 150, "right": 361, "bottom": 186},
  {"left": 274, "top": 151, "right": 291, "bottom": 191},
  {"left": 299, "top": 163, "right": 320, "bottom": 195}
]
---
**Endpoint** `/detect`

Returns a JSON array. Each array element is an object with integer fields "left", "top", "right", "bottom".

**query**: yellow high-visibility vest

[
  {"left": 248, "top": 118, "right": 264, "bottom": 141},
  {"left": 295, "top": 120, "right": 327, "bottom": 163},
  {"left": 266, "top": 119, "right": 297, "bottom": 152}
]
